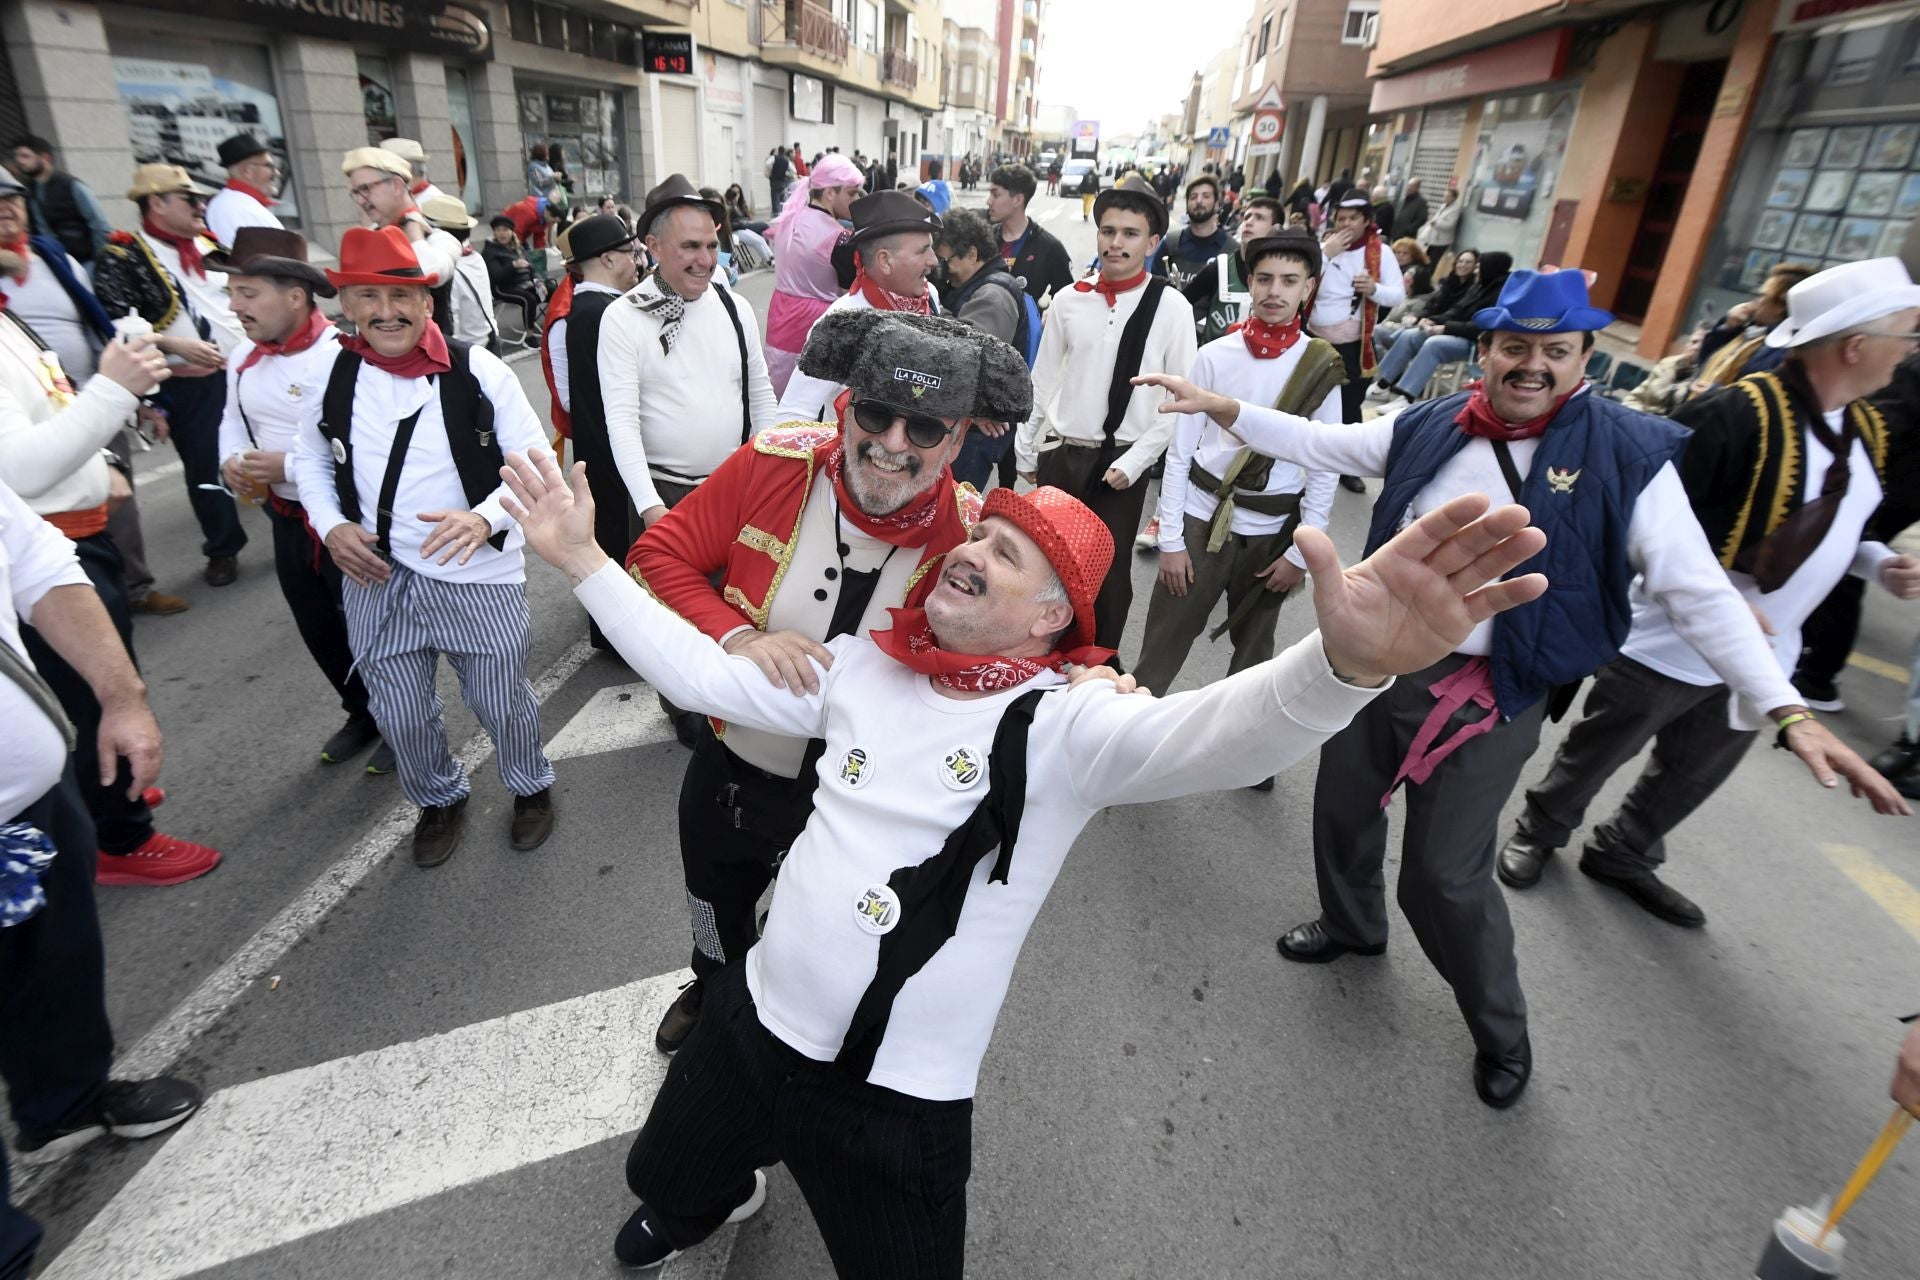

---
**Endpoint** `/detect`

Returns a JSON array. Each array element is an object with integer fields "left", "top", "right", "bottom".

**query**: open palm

[
  {"left": 1297, "top": 494, "right": 1548, "bottom": 683},
  {"left": 499, "top": 448, "right": 602, "bottom": 573}
]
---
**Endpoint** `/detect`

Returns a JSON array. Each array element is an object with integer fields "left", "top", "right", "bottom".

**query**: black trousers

[
  {"left": 1311, "top": 654, "right": 1545, "bottom": 1054},
  {"left": 1035, "top": 445, "right": 1152, "bottom": 651},
  {"left": 1517, "top": 656, "right": 1756, "bottom": 877},
  {"left": 104, "top": 434, "right": 153, "bottom": 603},
  {"left": 627, "top": 964, "right": 973, "bottom": 1279},
  {"left": 678, "top": 723, "right": 815, "bottom": 980},
  {"left": 161, "top": 373, "right": 246, "bottom": 560},
  {"left": 1, "top": 771, "right": 116, "bottom": 1280},
  {"left": 20, "top": 534, "right": 154, "bottom": 854},
  {"left": 266, "top": 502, "right": 369, "bottom": 719},
  {"left": 1330, "top": 338, "right": 1366, "bottom": 425}
]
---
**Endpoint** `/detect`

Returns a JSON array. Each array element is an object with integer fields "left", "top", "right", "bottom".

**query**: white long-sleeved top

[
  {"left": 404, "top": 219, "right": 460, "bottom": 295},
  {"left": 0, "top": 478, "right": 88, "bottom": 818},
  {"left": 1017, "top": 279, "right": 1198, "bottom": 483},
  {"left": 445, "top": 248, "right": 498, "bottom": 348},
  {"left": 1621, "top": 411, "right": 1895, "bottom": 696},
  {"left": 291, "top": 344, "right": 548, "bottom": 585},
  {"left": 1223, "top": 394, "right": 1804, "bottom": 720},
  {"left": 547, "top": 282, "right": 623, "bottom": 413},
  {"left": 0, "top": 314, "right": 139, "bottom": 515},
  {"left": 135, "top": 231, "right": 245, "bottom": 360},
  {"left": 1307, "top": 239, "right": 1406, "bottom": 343},
  {"left": 1157, "top": 334, "right": 1339, "bottom": 569},
  {"left": 217, "top": 323, "right": 343, "bottom": 501},
  {"left": 773, "top": 287, "right": 946, "bottom": 422},
  {"left": 576, "top": 561, "right": 1383, "bottom": 1099},
  {"left": 204, "top": 185, "right": 284, "bottom": 248},
  {"left": 597, "top": 275, "right": 782, "bottom": 514}
]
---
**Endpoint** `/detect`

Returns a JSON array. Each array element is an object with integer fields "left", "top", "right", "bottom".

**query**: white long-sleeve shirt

[
  {"left": 445, "top": 248, "right": 499, "bottom": 349},
  {"left": 1222, "top": 395, "right": 1803, "bottom": 719},
  {"left": 135, "top": 231, "right": 245, "bottom": 360},
  {"left": 217, "top": 323, "right": 342, "bottom": 501},
  {"left": 0, "top": 314, "right": 139, "bottom": 516},
  {"left": 204, "top": 185, "right": 284, "bottom": 248},
  {"left": 1017, "top": 278, "right": 1198, "bottom": 483},
  {"left": 597, "top": 276, "right": 781, "bottom": 514},
  {"left": 1307, "top": 239, "right": 1406, "bottom": 343},
  {"left": 1157, "top": 335, "right": 1339, "bottom": 569},
  {"left": 0, "top": 478, "right": 88, "bottom": 818},
  {"left": 291, "top": 344, "right": 548, "bottom": 585},
  {"left": 576, "top": 561, "right": 1382, "bottom": 1099}
]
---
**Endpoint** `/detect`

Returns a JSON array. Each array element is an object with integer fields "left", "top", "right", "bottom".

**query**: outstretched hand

[
  {"left": 499, "top": 449, "right": 608, "bottom": 582},
  {"left": 1297, "top": 493, "right": 1548, "bottom": 684}
]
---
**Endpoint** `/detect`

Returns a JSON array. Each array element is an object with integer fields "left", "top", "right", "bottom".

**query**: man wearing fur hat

[
  {"left": 627, "top": 309, "right": 1017, "bottom": 1057},
  {"left": 775, "top": 189, "right": 943, "bottom": 422},
  {"left": 504, "top": 429, "right": 1553, "bottom": 1275},
  {"left": 290, "top": 227, "right": 556, "bottom": 867},
  {"left": 1138, "top": 267, "right": 1904, "bottom": 1110},
  {"left": 204, "top": 133, "right": 284, "bottom": 247},
  {"left": 209, "top": 227, "right": 389, "bottom": 774},
  {"left": 1016, "top": 172, "right": 1197, "bottom": 651}
]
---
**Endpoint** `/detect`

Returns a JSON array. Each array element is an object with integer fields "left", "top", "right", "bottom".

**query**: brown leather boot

[
  {"left": 412, "top": 797, "right": 468, "bottom": 868},
  {"left": 509, "top": 788, "right": 554, "bottom": 851}
]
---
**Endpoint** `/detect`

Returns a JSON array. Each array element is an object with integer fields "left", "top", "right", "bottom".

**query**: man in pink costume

[{"left": 764, "top": 154, "right": 865, "bottom": 395}]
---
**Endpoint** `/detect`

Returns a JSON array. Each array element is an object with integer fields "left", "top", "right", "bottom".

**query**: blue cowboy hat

[{"left": 1472, "top": 269, "right": 1614, "bottom": 334}]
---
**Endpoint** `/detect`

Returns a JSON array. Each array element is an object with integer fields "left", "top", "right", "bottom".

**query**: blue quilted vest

[{"left": 1364, "top": 390, "right": 1690, "bottom": 717}]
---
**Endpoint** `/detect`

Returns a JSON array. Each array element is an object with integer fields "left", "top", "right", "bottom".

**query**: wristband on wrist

[{"left": 1772, "top": 710, "right": 1816, "bottom": 750}]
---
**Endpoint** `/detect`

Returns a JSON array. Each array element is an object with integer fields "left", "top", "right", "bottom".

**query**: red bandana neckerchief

[
  {"left": 237, "top": 308, "right": 333, "bottom": 374},
  {"left": 850, "top": 266, "right": 932, "bottom": 315},
  {"left": 870, "top": 607, "right": 1113, "bottom": 693},
  {"left": 410, "top": 179, "right": 432, "bottom": 198},
  {"left": 0, "top": 235, "right": 29, "bottom": 300},
  {"left": 1073, "top": 269, "right": 1148, "bottom": 308},
  {"left": 1452, "top": 379, "right": 1588, "bottom": 442},
  {"left": 339, "top": 322, "right": 452, "bottom": 378},
  {"left": 822, "top": 427, "right": 945, "bottom": 547},
  {"left": 227, "top": 179, "right": 276, "bottom": 209},
  {"left": 1230, "top": 314, "right": 1303, "bottom": 360},
  {"left": 142, "top": 217, "right": 206, "bottom": 279}
]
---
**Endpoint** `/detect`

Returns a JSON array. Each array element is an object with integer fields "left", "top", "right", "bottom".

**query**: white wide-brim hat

[{"left": 1766, "top": 257, "right": 1920, "bottom": 348}]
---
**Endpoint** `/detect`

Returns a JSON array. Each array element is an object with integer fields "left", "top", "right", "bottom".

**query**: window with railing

[
  {"left": 776, "top": 1, "right": 850, "bottom": 61},
  {"left": 884, "top": 47, "right": 917, "bottom": 89}
]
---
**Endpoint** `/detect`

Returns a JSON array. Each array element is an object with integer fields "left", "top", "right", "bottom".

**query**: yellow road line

[
  {"left": 1847, "top": 652, "right": 1911, "bottom": 685},
  {"left": 1823, "top": 844, "right": 1920, "bottom": 947}
]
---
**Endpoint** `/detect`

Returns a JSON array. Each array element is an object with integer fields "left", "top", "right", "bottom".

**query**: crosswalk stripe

[
  {"left": 45, "top": 971, "right": 695, "bottom": 1279},
  {"left": 545, "top": 681, "right": 675, "bottom": 761},
  {"left": 1846, "top": 651, "right": 1911, "bottom": 684}
]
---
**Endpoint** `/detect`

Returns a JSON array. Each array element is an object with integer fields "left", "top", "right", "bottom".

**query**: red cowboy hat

[
  {"left": 980, "top": 486, "right": 1113, "bottom": 654},
  {"left": 324, "top": 224, "right": 439, "bottom": 289}
]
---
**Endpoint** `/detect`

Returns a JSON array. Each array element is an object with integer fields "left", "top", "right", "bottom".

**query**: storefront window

[
  {"left": 1456, "top": 87, "right": 1579, "bottom": 267},
  {"left": 445, "top": 65, "right": 484, "bottom": 213},
  {"left": 518, "top": 82, "right": 625, "bottom": 202},
  {"left": 1689, "top": 10, "right": 1920, "bottom": 332},
  {"left": 359, "top": 55, "right": 397, "bottom": 146},
  {"left": 107, "top": 30, "right": 301, "bottom": 222}
]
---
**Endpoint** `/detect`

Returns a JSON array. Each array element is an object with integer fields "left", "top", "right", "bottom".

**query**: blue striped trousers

[{"left": 341, "top": 566, "right": 554, "bottom": 809}]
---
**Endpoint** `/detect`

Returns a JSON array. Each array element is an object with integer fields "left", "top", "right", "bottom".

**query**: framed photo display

[
  {"left": 1822, "top": 125, "right": 1871, "bottom": 168},
  {"left": 1849, "top": 171, "right": 1901, "bottom": 216},
  {"left": 1788, "top": 213, "right": 1838, "bottom": 256},
  {"left": 1877, "top": 220, "right": 1912, "bottom": 257},
  {"left": 1867, "top": 122, "right": 1919, "bottom": 170},
  {"left": 1752, "top": 208, "right": 1795, "bottom": 249},
  {"left": 1833, "top": 217, "right": 1880, "bottom": 260},
  {"left": 1782, "top": 128, "right": 1827, "bottom": 168},
  {"left": 1768, "top": 168, "right": 1812, "bottom": 208},
  {"left": 1805, "top": 169, "right": 1855, "bottom": 212},
  {"left": 1898, "top": 174, "right": 1920, "bottom": 219}
]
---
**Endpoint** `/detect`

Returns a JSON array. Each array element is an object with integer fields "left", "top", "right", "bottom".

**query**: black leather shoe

[
  {"left": 1338, "top": 475, "right": 1368, "bottom": 494},
  {"left": 1276, "top": 919, "right": 1386, "bottom": 964},
  {"left": 510, "top": 788, "right": 555, "bottom": 851},
  {"left": 1473, "top": 1035, "right": 1532, "bottom": 1109},
  {"left": 204, "top": 555, "right": 238, "bottom": 587},
  {"left": 1578, "top": 853, "right": 1706, "bottom": 927},
  {"left": 412, "top": 796, "right": 468, "bottom": 868},
  {"left": 1496, "top": 833, "right": 1555, "bottom": 889},
  {"left": 1870, "top": 734, "right": 1919, "bottom": 780},
  {"left": 654, "top": 978, "right": 704, "bottom": 1054}
]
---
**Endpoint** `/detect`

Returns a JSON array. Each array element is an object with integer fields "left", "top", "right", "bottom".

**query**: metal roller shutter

[
  {"left": 658, "top": 81, "right": 699, "bottom": 187},
  {"left": 1411, "top": 103, "right": 1467, "bottom": 188}
]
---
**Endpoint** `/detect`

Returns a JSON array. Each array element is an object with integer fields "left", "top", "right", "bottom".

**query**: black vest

[
  {"left": 317, "top": 342, "right": 508, "bottom": 552},
  {"left": 564, "top": 289, "right": 616, "bottom": 443},
  {"left": 34, "top": 173, "right": 94, "bottom": 264}
]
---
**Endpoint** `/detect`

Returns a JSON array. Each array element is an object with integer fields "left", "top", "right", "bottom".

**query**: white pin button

[
  {"left": 939, "top": 745, "right": 985, "bottom": 790},
  {"left": 852, "top": 884, "right": 900, "bottom": 935},
  {"left": 837, "top": 746, "right": 873, "bottom": 789}
]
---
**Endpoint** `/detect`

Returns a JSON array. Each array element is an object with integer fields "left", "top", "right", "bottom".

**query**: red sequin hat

[
  {"left": 981, "top": 486, "right": 1114, "bottom": 653},
  {"left": 324, "top": 224, "right": 439, "bottom": 289}
]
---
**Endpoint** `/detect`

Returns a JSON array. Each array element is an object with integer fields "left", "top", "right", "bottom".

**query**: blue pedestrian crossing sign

[{"left": 1207, "top": 126, "right": 1231, "bottom": 148}]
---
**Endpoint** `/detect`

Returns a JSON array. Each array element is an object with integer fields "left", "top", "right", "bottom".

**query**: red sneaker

[{"left": 95, "top": 834, "right": 223, "bottom": 887}]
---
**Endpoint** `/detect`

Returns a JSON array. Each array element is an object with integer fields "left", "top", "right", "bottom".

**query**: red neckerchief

[
  {"left": 1452, "top": 379, "right": 1588, "bottom": 442},
  {"left": 1230, "top": 314, "right": 1303, "bottom": 360},
  {"left": 540, "top": 273, "right": 576, "bottom": 438},
  {"left": 1073, "top": 269, "right": 1149, "bottom": 308},
  {"left": 226, "top": 179, "right": 276, "bottom": 209},
  {"left": 823, "top": 429, "right": 944, "bottom": 547},
  {"left": 1358, "top": 229, "right": 1383, "bottom": 378},
  {"left": 870, "top": 607, "right": 1114, "bottom": 693},
  {"left": 237, "top": 308, "right": 333, "bottom": 373},
  {"left": 410, "top": 179, "right": 431, "bottom": 197},
  {"left": 0, "top": 234, "right": 28, "bottom": 292},
  {"left": 142, "top": 217, "right": 206, "bottom": 279},
  {"left": 850, "top": 266, "right": 932, "bottom": 315},
  {"left": 339, "top": 322, "right": 452, "bottom": 378}
]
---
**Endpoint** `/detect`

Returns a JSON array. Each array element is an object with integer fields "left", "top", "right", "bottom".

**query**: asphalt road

[{"left": 17, "top": 189, "right": 1920, "bottom": 1279}]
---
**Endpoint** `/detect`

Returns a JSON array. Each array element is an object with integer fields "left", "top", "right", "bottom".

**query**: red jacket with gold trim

[{"left": 626, "top": 423, "right": 982, "bottom": 642}]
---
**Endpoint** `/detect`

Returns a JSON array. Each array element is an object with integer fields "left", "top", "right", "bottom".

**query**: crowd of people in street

[{"left": 2, "top": 124, "right": 1919, "bottom": 1280}]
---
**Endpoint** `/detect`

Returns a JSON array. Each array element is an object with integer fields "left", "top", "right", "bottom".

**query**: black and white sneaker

[
  {"left": 1792, "top": 674, "right": 1844, "bottom": 713},
  {"left": 13, "top": 1076, "right": 203, "bottom": 1165},
  {"left": 614, "top": 1169, "right": 767, "bottom": 1269}
]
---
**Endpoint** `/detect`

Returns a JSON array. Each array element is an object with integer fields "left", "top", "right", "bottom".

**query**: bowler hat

[
  {"left": 1092, "top": 174, "right": 1168, "bottom": 237},
  {"left": 830, "top": 189, "right": 942, "bottom": 285},
  {"left": 203, "top": 227, "right": 335, "bottom": 296},
  {"left": 126, "top": 164, "right": 213, "bottom": 202},
  {"left": 638, "top": 174, "right": 724, "bottom": 238},
  {"left": 1472, "top": 269, "right": 1614, "bottom": 335},
  {"left": 324, "top": 225, "right": 439, "bottom": 289},
  {"left": 1242, "top": 230, "right": 1323, "bottom": 279},
  {"left": 1764, "top": 258, "right": 1920, "bottom": 348},
  {"left": 564, "top": 212, "right": 640, "bottom": 264},
  {"left": 217, "top": 134, "right": 269, "bottom": 169},
  {"left": 797, "top": 308, "right": 1031, "bottom": 425},
  {"left": 979, "top": 486, "right": 1113, "bottom": 655}
]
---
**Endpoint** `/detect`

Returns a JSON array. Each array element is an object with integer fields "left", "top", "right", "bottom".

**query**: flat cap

[
  {"left": 798, "top": 309, "right": 1032, "bottom": 424},
  {"left": 340, "top": 146, "right": 412, "bottom": 179}
]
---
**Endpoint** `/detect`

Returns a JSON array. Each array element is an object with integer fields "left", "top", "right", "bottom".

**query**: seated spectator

[
  {"left": 1393, "top": 237, "right": 1432, "bottom": 299},
  {"left": 483, "top": 214, "right": 545, "bottom": 345},
  {"left": 1364, "top": 250, "right": 1512, "bottom": 409},
  {"left": 1686, "top": 260, "right": 1816, "bottom": 398},
  {"left": 724, "top": 183, "right": 768, "bottom": 236},
  {"left": 1621, "top": 326, "right": 1705, "bottom": 417}
]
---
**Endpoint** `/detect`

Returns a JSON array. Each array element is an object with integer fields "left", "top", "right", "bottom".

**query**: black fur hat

[{"left": 797, "top": 308, "right": 1032, "bottom": 423}]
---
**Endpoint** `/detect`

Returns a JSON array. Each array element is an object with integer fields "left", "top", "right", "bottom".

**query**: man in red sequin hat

[{"left": 502, "top": 437, "right": 1553, "bottom": 1276}]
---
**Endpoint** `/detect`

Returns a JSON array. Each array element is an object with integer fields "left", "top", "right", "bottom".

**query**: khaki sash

[{"left": 1194, "top": 338, "right": 1346, "bottom": 553}]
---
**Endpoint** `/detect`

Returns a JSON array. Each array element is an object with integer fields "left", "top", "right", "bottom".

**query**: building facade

[
  {"left": 1228, "top": 0, "right": 1379, "bottom": 190},
  {"left": 991, "top": 0, "right": 1038, "bottom": 157},
  {"left": 939, "top": 0, "right": 1000, "bottom": 165}
]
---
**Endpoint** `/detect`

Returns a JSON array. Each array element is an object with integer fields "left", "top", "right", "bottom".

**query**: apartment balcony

[
  {"left": 760, "top": 0, "right": 850, "bottom": 69},
  {"left": 882, "top": 48, "right": 918, "bottom": 91},
  {"left": 1022, "top": 0, "right": 1038, "bottom": 28},
  {"left": 1018, "top": 36, "right": 1035, "bottom": 61}
]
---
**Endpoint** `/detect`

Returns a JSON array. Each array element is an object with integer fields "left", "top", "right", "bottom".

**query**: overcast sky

[{"left": 1035, "top": 0, "right": 1249, "bottom": 136}]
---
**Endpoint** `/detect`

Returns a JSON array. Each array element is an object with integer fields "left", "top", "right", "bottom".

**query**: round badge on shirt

[
  {"left": 853, "top": 884, "right": 900, "bottom": 935},
  {"left": 330, "top": 437, "right": 348, "bottom": 465},
  {"left": 838, "top": 747, "right": 872, "bottom": 789},
  {"left": 940, "top": 745, "right": 985, "bottom": 790}
]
